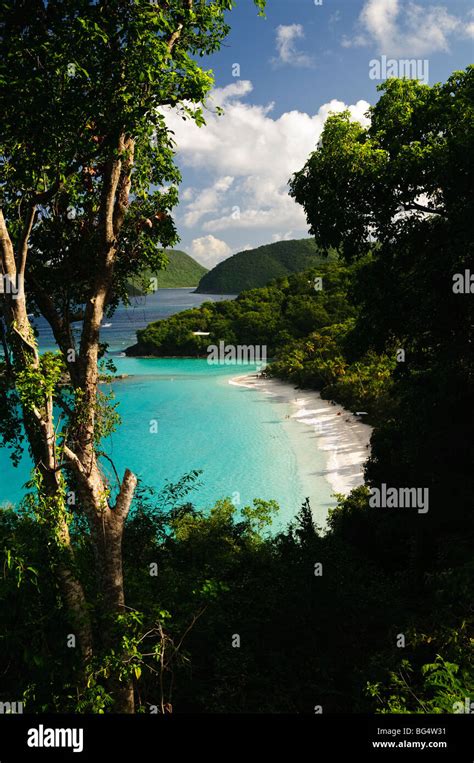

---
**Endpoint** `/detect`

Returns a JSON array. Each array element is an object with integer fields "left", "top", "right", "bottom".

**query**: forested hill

[
  {"left": 127, "top": 250, "right": 207, "bottom": 293},
  {"left": 195, "top": 238, "right": 336, "bottom": 293}
]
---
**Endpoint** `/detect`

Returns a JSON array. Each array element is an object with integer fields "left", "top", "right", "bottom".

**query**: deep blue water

[{"left": 30, "top": 288, "right": 234, "bottom": 354}]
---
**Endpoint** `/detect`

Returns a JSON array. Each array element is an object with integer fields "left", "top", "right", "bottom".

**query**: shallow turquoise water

[
  {"left": 0, "top": 291, "right": 334, "bottom": 528},
  {"left": 108, "top": 359, "right": 311, "bottom": 527},
  {"left": 0, "top": 358, "right": 334, "bottom": 528}
]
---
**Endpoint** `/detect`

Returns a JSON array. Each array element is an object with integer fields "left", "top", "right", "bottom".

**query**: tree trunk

[
  {"left": 0, "top": 209, "right": 94, "bottom": 686},
  {"left": 100, "top": 499, "right": 135, "bottom": 713},
  {"left": 70, "top": 458, "right": 137, "bottom": 712},
  {"left": 0, "top": 135, "right": 138, "bottom": 712}
]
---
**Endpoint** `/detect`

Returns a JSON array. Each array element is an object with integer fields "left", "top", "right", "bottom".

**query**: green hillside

[
  {"left": 126, "top": 261, "right": 355, "bottom": 358},
  {"left": 127, "top": 250, "right": 207, "bottom": 293},
  {"left": 196, "top": 238, "right": 337, "bottom": 294}
]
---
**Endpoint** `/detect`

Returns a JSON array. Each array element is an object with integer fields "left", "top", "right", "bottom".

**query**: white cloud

[
  {"left": 211, "top": 80, "right": 254, "bottom": 106},
  {"left": 164, "top": 86, "right": 369, "bottom": 242},
  {"left": 182, "top": 176, "right": 234, "bottom": 227},
  {"left": 466, "top": 9, "right": 474, "bottom": 38},
  {"left": 273, "top": 24, "right": 315, "bottom": 68},
  {"left": 181, "top": 187, "right": 195, "bottom": 202},
  {"left": 342, "top": 0, "right": 473, "bottom": 56},
  {"left": 190, "top": 235, "right": 231, "bottom": 268},
  {"left": 272, "top": 231, "right": 294, "bottom": 243},
  {"left": 204, "top": 206, "right": 305, "bottom": 233}
]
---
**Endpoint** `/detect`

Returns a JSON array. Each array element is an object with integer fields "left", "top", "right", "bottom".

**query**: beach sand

[{"left": 230, "top": 373, "right": 372, "bottom": 522}]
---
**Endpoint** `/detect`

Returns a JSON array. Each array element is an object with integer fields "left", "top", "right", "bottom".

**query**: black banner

[{"left": 0, "top": 713, "right": 472, "bottom": 760}]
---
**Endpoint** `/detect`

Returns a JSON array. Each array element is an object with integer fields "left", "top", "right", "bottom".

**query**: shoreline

[{"left": 230, "top": 373, "right": 372, "bottom": 503}]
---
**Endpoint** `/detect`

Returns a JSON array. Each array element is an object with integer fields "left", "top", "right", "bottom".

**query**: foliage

[
  {"left": 127, "top": 250, "right": 208, "bottom": 295},
  {"left": 2, "top": 483, "right": 472, "bottom": 714},
  {"left": 289, "top": 68, "right": 474, "bottom": 519},
  {"left": 127, "top": 261, "right": 357, "bottom": 356},
  {"left": 195, "top": 238, "right": 338, "bottom": 294},
  {"left": 367, "top": 655, "right": 474, "bottom": 714}
]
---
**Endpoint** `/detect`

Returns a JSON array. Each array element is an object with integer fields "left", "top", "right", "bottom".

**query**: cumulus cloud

[
  {"left": 210, "top": 80, "right": 255, "bottom": 107},
  {"left": 164, "top": 88, "right": 370, "bottom": 239},
  {"left": 190, "top": 235, "right": 231, "bottom": 268},
  {"left": 182, "top": 176, "right": 234, "bottom": 228},
  {"left": 273, "top": 24, "right": 315, "bottom": 68},
  {"left": 342, "top": 0, "right": 473, "bottom": 56}
]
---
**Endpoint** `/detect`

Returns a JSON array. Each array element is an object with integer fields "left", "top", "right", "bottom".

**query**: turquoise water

[
  {"left": 0, "top": 358, "right": 331, "bottom": 528},
  {"left": 0, "top": 290, "right": 334, "bottom": 528},
  {"left": 106, "top": 359, "right": 316, "bottom": 527}
]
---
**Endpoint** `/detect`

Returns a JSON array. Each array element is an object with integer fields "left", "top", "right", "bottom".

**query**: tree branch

[
  {"left": 27, "top": 274, "right": 80, "bottom": 385},
  {"left": 166, "top": 1, "right": 193, "bottom": 53},
  {"left": 114, "top": 468, "right": 137, "bottom": 519},
  {"left": 62, "top": 444, "right": 86, "bottom": 475},
  {"left": 113, "top": 137, "right": 135, "bottom": 236},
  {"left": 100, "top": 452, "right": 122, "bottom": 491},
  {"left": 0, "top": 208, "right": 17, "bottom": 276},
  {"left": 401, "top": 201, "right": 447, "bottom": 218},
  {"left": 18, "top": 206, "right": 37, "bottom": 278}
]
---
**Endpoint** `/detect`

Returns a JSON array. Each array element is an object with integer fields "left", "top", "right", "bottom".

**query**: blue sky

[{"left": 165, "top": 0, "right": 474, "bottom": 268}]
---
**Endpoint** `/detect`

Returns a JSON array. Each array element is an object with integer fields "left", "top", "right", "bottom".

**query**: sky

[{"left": 165, "top": 0, "right": 474, "bottom": 269}]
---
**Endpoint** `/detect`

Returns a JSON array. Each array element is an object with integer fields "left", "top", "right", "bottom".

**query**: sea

[{"left": 0, "top": 289, "right": 334, "bottom": 529}]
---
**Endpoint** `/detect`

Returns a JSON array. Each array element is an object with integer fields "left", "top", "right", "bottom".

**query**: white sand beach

[{"left": 230, "top": 373, "right": 372, "bottom": 518}]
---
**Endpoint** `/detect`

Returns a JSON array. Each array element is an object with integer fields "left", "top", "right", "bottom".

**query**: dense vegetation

[
  {"left": 127, "top": 250, "right": 207, "bottom": 294},
  {"left": 1, "top": 477, "right": 472, "bottom": 713},
  {"left": 1, "top": 52, "right": 473, "bottom": 715},
  {"left": 126, "top": 261, "right": 357, "bottom": 357},
  {"left": 195, "top": 238, "right": 336, "bottom": 293}
]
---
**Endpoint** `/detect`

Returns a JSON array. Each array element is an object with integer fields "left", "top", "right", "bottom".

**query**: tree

[
  {"left": 0, "top": 0, "right": 266, "bottom": 713},
  {"left": 289, "top": 68, "right": 474, "bottom": 524},
  {"left": 290, "top": 70, "right": 474, "bottom": 260}
]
